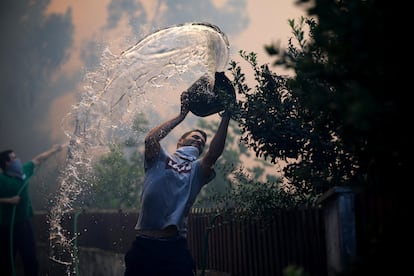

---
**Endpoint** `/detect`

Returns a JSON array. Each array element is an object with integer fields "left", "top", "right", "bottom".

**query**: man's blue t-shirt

[{"left": 136, "top": 146, "right": 215, "bottom": 237}]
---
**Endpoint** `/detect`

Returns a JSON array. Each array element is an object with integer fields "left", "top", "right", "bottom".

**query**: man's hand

[
  {"left": 180, "top": 91, "right": 190, "bottom": 115},
  {"left": 32, "top": 143, "right": 64, "bottom": 166},
  {"left": 9, "top": 195, "right": 21, "bottom": 204},
  {"left": 0, "top": 195, "right": 21, "bottom": 205},
  {"left": 51, "top": 144, "right": 63, "bottom": 153}
]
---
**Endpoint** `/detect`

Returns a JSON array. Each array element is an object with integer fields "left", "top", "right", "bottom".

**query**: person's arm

[
  {"left": 201, "top": 113, "right": 231, "bottom": 177},
  {"left": 144, "top": 93, "right": 190, "bottom": 161},
  {"left": 32, "top": 144, "right": 63, "bottom": 166},
  {"left": 0, "top": 195, "right": 21, "bottom": 205}
]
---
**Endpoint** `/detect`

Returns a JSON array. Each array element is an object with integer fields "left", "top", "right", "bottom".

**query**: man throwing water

[{"left": 124, "top": 74, "right": 233, "bottom": 276}]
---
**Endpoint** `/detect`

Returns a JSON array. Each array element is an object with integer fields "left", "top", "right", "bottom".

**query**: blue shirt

[{"left": 135, "top": 146, "right": 215, "bottom": 237}]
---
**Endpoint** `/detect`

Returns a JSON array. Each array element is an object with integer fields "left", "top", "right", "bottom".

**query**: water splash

[{"left": 49, "top": 22, "right": 230, "bottom": 274}]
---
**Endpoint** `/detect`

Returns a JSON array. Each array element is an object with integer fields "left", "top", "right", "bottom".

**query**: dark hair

[
  {"left": 180, "top": 129, "right": 207, "bottom": 142},
  {"left": 0, "top": 150, "right": 13, "bottom": 171}
]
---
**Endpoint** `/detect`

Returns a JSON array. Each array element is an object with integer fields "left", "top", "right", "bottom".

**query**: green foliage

[
  {"left": 86, "top": 113, "right": 148, "bottom": 209},
  {"left": 213, "top": 167, "right": 307, "bottom": 221},
  {"left": 230, "top": 50, "right": 308, "bottom": 163},
  {"left": 230, "top": 50, "right": 344, "bottom": 198},
  {"left": 283, "top": 265, "right": 309, "bottom": 276},
  {"left": 229, "top": 0, "right": 398, "bottom": 200},
  {"left": 88, "top": 142, "right": 144, "bottom": 209},
  {"left": 125, "top": 112, "right": 149, "bottom": 146}
]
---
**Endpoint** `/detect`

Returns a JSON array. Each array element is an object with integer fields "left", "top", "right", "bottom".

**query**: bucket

[{"left": 183, "top": 72, "right": 235, "bottom": 117}]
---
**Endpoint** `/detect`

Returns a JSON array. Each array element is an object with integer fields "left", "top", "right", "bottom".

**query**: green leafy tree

[
  {"left": 229, "top": 1, "right": 403, "bottom": 274},
  {"left": 214, "top": 167, "right": 300, "bottom": 220},
  {"left": 87, "top": 113, "right": 148, "bottom": 209},
  {"left": 229, "top": 1, "right": 398, "bottom": 202},
  {"left": 88, "top": 143, "right": 142, "bottom": 209}
]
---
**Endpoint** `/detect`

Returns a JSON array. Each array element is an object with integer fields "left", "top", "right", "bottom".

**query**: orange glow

[{"left": 47, "top": 0, "right": 110, "bottom": 75}]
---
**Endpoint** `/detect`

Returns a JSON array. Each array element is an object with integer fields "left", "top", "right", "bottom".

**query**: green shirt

[{"left": 0, "top": 161, "right": 35, "bottom": 225}]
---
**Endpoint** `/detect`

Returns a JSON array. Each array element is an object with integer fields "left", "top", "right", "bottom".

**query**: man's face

[
  {"left": 179, "top": 131, "right": 206, "bottom": 154},
  {"left": 7, "top": 152, "right": 17, "bottom": 167}
]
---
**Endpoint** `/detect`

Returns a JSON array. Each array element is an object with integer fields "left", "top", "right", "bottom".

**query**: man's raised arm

[
  {"left": 201, "top": 113, "right": 231, "bottom": 176},
  {"left": 32, "top": 144, "right": 63, "bottom": 166},
  {"left": 145, "top": 93, "right": 190, "bottom": 161}
]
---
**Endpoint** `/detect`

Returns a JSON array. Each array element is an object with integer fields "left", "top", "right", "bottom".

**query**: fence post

[{"left": 317, "top": 186, "right": 356, "bottom": 276}]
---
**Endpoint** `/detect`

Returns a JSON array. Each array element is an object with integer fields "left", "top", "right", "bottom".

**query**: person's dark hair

[
  {"left": 180, "top": 129, "right": 207, "bottom": 142},
  {"left": 0, "top": 150, "right": 13, "bottom": 171}
]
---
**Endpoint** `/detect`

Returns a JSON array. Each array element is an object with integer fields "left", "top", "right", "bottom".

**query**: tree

[
  {"left": 87, "top": 142, "right": 144, "bottom": 209},
  {"left": 230, "top": 0, "right": 405, "bottom": 274},
  {"left": 230, "top": 1, "right": 399, "bottom": 201},
  {"left": 87, "top": 113, "right": 148, "bottom": 209},
  {"left": 0, "top": 0, "right": 74, "bottom": 148}
]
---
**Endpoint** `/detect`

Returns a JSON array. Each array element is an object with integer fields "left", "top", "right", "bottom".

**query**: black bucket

[{"left": 183, "top": 72, "right": 235, "bottom": 117}]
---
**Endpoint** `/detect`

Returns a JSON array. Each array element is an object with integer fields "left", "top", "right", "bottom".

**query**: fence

[
  {"left": 32, "top": 207, "right": 326, "bottom": 276},
  {"left": 28, "top": 187, "right": 396, "bottom": 276},
  {"left": 188, "top": 208, "right": 326, "bottom": 276}
]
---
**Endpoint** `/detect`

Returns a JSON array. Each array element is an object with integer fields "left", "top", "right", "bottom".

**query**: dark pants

[
  {"left": 124, "top": 235, "right": 196, "bottom": 276},
  {"left": 0, "top": 220, "right": 39, "bottom": 276}
]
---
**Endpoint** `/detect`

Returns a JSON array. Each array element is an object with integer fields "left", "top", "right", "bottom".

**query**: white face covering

[
  {"left": 5, "top": 158, "right": 25, "bottom": 180},
  {"left": 174, "top": 146, "right": 200, "bottom": 161}
]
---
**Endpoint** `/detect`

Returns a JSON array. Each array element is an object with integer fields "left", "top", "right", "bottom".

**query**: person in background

[
  {"left": 124, "top": 79, "right": 232, "bottom": 276},
  {"left": 0, "top": 144, "right": 63, "bottom": 276}
]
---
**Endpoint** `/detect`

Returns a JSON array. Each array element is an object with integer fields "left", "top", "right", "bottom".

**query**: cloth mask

[
  {"left": 174, "top": 146, "right": 200, "bottom": 162},
  {"left": 6, "top": 158, "right": 25, "bottom": 180}
]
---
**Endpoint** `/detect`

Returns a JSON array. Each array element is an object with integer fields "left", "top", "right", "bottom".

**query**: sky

[{"left": 0, "top": 0, "right": 306, "bottom": 163}]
